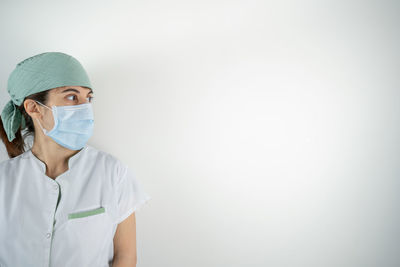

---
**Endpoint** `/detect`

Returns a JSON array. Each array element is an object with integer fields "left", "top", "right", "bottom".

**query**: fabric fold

[{"left": 1, "top": 99, "right": 22, "bottom": 142}]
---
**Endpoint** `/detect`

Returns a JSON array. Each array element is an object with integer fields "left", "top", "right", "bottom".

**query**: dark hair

[{"left": 0, "top": 90, "right": 50, "bottom": 158}]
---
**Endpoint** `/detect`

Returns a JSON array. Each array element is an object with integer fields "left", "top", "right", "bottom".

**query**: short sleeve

[{"left": 115, "top": 165, "right": 151, "bottom": 224}]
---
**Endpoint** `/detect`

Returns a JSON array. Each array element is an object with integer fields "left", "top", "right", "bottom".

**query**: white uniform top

[{"left": 0, "top": 144, "right": 151, "bottom": 267}]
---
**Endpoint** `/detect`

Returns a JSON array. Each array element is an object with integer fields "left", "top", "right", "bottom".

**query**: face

[{"left": 25, "top": 86, "right": 94, "bottom": 134}]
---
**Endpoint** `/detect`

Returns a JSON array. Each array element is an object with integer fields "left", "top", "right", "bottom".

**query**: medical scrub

[{"left": 0, "top": 144, "right": 151, "bottom": 267}]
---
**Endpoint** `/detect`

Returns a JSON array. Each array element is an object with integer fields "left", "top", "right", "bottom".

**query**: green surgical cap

[{"left": 1, "top": 52, "right": 92, "bottom": 142}]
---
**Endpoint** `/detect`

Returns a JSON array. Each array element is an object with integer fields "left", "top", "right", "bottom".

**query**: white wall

[{"left": 1, "top": 0, "right": 399, "bottom": 266}]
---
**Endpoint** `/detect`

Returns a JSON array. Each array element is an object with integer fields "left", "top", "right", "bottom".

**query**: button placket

[
  {"left": 51, "top": 182, "right": 60, "bottom": 196},
  {"left": 47, "top": 182, "right": 60, "bottom": 234}
]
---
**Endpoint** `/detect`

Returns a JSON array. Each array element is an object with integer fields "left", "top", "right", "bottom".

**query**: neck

[{"left": 31, "top": 133, "right": 81, "bottom": 179}]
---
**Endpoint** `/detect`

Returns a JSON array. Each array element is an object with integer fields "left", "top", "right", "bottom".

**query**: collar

[{"left": 26, "top": 144, "right": 89, "bottom": 175}]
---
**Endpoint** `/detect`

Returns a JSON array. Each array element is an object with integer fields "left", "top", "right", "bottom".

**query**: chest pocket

[
  {"left": 64, "top": 205, "right": 114, "bottom": 253},
  {"left": 68, "top": 206, "right": 106, "bottom": 219},
  {"left": 50, "top": 205, "right": 115, "bottom": 265},
  {"left": 66, "top": 205, "right": 113, "bottom": 229}
]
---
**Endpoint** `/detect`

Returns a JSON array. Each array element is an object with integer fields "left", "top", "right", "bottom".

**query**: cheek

[{"left": 44, "top": 110, "right": 56, "bottom": 128}]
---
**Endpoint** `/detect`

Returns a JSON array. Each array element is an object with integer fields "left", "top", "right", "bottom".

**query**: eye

[
  {"left": 87, "top": 96, "right": 94, "bottom": 103},
  {"left": 66, "top": 95, "right": 77, "bottom": 101}
]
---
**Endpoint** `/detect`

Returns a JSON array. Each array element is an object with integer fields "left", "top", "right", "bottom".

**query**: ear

[{"left": 24, "top": 99, "right": 43, "bottom": 119}]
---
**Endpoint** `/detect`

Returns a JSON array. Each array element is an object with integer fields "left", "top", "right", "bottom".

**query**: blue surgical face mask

[{"left": 34, "top": 100, "right": 94, "bottom": 150}]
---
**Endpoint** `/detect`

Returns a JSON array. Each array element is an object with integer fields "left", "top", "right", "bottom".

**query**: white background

[{"left": 1, "top": 0, "right": 399, "bottom": 266}]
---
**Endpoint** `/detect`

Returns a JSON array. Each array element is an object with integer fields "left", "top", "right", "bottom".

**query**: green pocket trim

[{"left": 68, "top": 207, "right": 105, "bottom": 219}]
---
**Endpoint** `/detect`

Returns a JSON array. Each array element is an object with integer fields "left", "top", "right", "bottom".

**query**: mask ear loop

[
  {"left": 34, "top": 101, "right": 52, "bottom": 134},
  {"left": 35, "top": 117, "right": 48, "bottom": 134},
  {"left": 35, "top": 100, "right": 52, "bottom": 110}
]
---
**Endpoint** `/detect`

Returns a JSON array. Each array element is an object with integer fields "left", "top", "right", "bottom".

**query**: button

[
  {"left": 53, "top": 184, "right": 58, "bottom": 190},
  {"left": 46, "top": 232, "right": 51, "bottom": 238}
]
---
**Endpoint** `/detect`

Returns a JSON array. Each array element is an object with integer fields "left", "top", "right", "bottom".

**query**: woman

[{"left": 0, "top": 52, "right": 151, "bottom": 267}]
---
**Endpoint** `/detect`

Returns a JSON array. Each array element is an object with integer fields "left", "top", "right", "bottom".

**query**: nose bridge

[{"left": 81, "top": 94, "right": 92, "bottom": 104}]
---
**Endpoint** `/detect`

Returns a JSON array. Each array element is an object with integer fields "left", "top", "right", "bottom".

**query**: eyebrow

[{"left": 61, "top": 88, "right": 93, "bottom": 95}]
